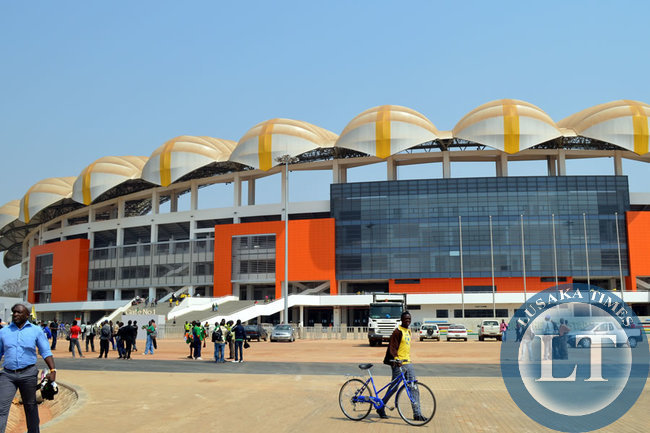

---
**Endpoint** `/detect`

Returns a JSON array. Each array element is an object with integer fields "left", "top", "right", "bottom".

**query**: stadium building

[{"left": 1, "top": 99, "right": 650, "bottom": 325}]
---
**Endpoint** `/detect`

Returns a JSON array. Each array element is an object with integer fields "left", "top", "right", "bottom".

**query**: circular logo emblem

[{"left": 501, "top": 284, "right": 649, "bottom": 432}]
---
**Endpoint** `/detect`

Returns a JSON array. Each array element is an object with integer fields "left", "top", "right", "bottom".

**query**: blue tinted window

[{"left": 332, "top": 176, "right": 629, "bottom": 280}]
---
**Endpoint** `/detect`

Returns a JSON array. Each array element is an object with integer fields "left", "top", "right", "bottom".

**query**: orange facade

[
  {"left": 213, "top": 219, "right": 337, "bottom": 298},
  {"left": 625, "top": 211, "right": 650, "bottom": 291},
  {"left": 28, "top": 239, "right": 90, "bottom": 303}
]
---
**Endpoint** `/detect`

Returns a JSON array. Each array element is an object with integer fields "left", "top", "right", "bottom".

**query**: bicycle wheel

[
  {"left": 395, "top": 381, "right": 436, "bottom": 426},
  {"left": 339, "top": 378, "right": 372, "bottom": 421}
]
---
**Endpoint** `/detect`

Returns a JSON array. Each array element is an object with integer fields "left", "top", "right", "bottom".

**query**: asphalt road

[{"left": 40, "top": 357, "right": 504, "bottom": 377}]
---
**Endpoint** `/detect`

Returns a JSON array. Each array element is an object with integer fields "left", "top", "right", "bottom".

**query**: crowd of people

[
  {"left": 183, "top": 319, "right": 248, "bottom": 363},
  {"left": 516, "top": 316, "right": 571, "bottom": 361},
  {"left": 22, "top": 318, "right": 159, "bottom": 359},
  {"left": 13, "top": 313, "right": 264, "bottom": 364}
]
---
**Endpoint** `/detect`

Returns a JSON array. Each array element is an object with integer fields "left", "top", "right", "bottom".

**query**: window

[
  {"left": 395, "top": 279, "right": 420, "bottom": 284},
  {"left": 454, "top": 309, "right": 509, "bottom": 318},
  {"left": 464, "top": 285, "right": 496, "bottom": 293},
  {"left": 34, "top": 254, "right": 53, "bottom": 293}
]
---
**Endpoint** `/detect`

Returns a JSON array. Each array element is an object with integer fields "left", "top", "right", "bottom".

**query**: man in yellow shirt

[{"left": 379, "top": 311, "right": 424, "bottom": 421}]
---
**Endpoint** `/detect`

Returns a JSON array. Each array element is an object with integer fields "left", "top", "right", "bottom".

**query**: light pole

[{"left": 276, "top": 155, "right": 294, "bottom": 324}]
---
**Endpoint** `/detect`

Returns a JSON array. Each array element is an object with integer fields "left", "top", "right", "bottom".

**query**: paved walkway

[
  {"left": 12, "top": 339, "right": 648, "bottom": 432},
  {"left": 40, "top": 371, "right": 648, "bottom": 433}
]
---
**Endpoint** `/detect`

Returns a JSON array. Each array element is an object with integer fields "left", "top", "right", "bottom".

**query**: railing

[{"left": 156, "top": 324, "right": 370, "bottom": 340}]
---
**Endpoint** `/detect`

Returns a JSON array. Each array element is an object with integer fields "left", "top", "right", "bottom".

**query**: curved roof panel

[
  {"left": 72, "top": 156, "right": 148, "bottom": 205},
  {"left": 141, "top": 136, "right": 237, "bottom": 187},
  {"left": 557, "top": 100, "right": 650, "bottom": 154},
  {"left": 230, "top": 119, "right": 338, "bottom": 170},
  {"left": 0, "top": 200, "right": 19, "bottom": 232},
  {"left": 3, "top": 244, "right": 22, "bottom": 268},
  {"left": 336, "top": 105, "right": 440, "bottom": 158},
  {"left": 453, "top": 99, "right": 561, "bottom": 153},
  {"left": 19, "top": 177, "right": 75, "bottom": 223}
]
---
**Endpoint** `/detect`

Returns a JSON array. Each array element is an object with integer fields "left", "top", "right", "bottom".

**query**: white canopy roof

[
  {"left": 72, "top": 156, "right": 148, "bottom": 205},
  {"left": 453, "top": 99, "right": 562, "bottom": 153},
  {"left": 142, "top": 136, "right": 236, "bottom": 187},
  {"left": 0, "top": 201, "right": 19, "bottom": 233},
  {"left": 336, "top": 105, "right": 440, "bottom": 158},
  {"left": 229, "top": 119, "right": 338, "bottom": 170},
  {"left": 19, "top": 177, "right": 75, "bottom": 223},
  {"left": 558, "top": 100, "right": 650, "bottom": 154}
]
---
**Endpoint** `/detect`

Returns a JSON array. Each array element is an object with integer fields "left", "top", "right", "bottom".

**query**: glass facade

[
  {"left": 231, "top": 235, "right": 276, "bottom": 282},
  {"left": 34, "top": 254, "right": 53, "bottom": 303},
  {"left": 331, "top": 176, "right": 630, "bottom": 280},
  {"left": 87, "top": 238, "right": 215, "bottom": 289}
]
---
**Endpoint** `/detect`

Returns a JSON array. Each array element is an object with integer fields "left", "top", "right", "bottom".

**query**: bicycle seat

[{"left": 358, "top": 363, "right": 373, "bottom": 370}]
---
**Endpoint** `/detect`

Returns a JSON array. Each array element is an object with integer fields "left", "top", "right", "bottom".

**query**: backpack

[
  {"left": 100, "top": 326, "right": 111, "bottom": 338},
  {"left": 212, "top": 328, "right": 223, "bottom": 343}
]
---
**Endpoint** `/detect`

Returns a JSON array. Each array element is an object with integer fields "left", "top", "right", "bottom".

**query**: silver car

[{"left": 270, "top": 324, "right": 296, "bottom": 342}]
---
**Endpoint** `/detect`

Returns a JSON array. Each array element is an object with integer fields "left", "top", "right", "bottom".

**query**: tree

[{"left": 0, "top": 278, "right": 22, "bottom": 297}]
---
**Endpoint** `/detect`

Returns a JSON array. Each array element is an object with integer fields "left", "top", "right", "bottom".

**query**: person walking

[
  {"left": 185, "top": 325, "right": 194, "bottom": 359},
  {"left": 203, "top": 322, "right": 210, "bottom": 350},
  {"left": 144, "top": 320, "right": 156, "bottom": 355},
  {"left": 131, "top": 320, "right": 139, "bottom": 353},
  {"left": 49, "top": 319, "right": 58, "bottom": 350},
  {"left": 232, "top": 319, "right": 246, "bottom": 363},
  {"left": 192, "top": 321, "right": 203, "bottom": 360},
  {"left": 85, "top": 321, "right": 96, "bottom": 352},
  {"left": 40, "top": 323, "right": 52, "bottom": 341},
  {"left": 558, "top": 319, "right": 571, "bottom": 360},
  {"left": 500, "top": 319, "right": 508, "bottom": 342},
  {"left": 0, "top": 304, "right": 57, "bottom": 433},
  {"left": 69, "top": 320, "right": 83, "bottom": 358},
  {"left": 212, "top": 320, "right": 227, "bottom": 363},
  {"left": 226, "top": 320, "right": 235, "bottom": 359},
  {"left": 519, "top": 319, "right": 535, "bottom": 361},
  {"left": 114, "top": 322, "right": 125, "bottom": 358},
  {"left": 542, "top": 315, "right": 555, "bottom": 361},
  {"left": 110, "top": 321, "right": 118, "bottom": 350},
  {"left": 378, "top": 311, "right": 425, "bottom": 421},
  {"left": 98, "top": 321, "right": 111, "bottom": 358},
  {"left": 121, "top": 320, "right": 135, "bottom": 360}
]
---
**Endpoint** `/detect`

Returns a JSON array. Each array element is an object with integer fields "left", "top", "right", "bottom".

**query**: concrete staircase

[{"left": 170, "top": 300, "right": 255, "bottom": 323}]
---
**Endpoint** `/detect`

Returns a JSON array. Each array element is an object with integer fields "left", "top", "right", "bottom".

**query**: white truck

[{"left": 367, "top": 293, "right": 406, "bottom": 346}]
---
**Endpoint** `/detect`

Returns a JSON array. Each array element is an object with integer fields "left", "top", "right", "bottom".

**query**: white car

[
  {"left": 270, "top": 324, "right": 296, "bottom": 342},
  {"left": 446, "top": 324, "right": 468, "bottom": 341},
  {"left": 478, "top": 320, "right": 501, "bottom": 341},
  {"left": 419, "top": 324, "right": 440, "bottom": 341}
]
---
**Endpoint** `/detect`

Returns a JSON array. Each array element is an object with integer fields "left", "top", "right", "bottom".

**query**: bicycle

[{"left": 338, "top": 361, "right": 436, "bottom": 426}]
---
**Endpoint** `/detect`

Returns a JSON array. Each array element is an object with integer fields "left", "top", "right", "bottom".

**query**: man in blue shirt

[{"left": 0, "top": 304, "right": 57, "bottom": 433}]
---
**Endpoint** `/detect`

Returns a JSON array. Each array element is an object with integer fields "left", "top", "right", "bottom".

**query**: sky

[{"left": 1, "top": 2, "right": 649, "bottom": 283}]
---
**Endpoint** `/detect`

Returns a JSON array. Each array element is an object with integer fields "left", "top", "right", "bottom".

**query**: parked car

[
  {"left": 261, "top": 323, "right": 275, "bottom": 337},
  {"left": 244, "top": 324, "right": 268, "bottom": 341},
  {"left": 567, "top": 321, "right": 643, "bottom": 348},
  {"left": 419, "top": 324, "right": 440, "bottom": 341},
  {"left": 478, "top": 320, "right": 501, "bottom": 341},
  {"left": 270, "top": 324, "right": 296, "bottom": 342},
  {"left": 446, "top": 324, "right": 468, "bottom": 341}
]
